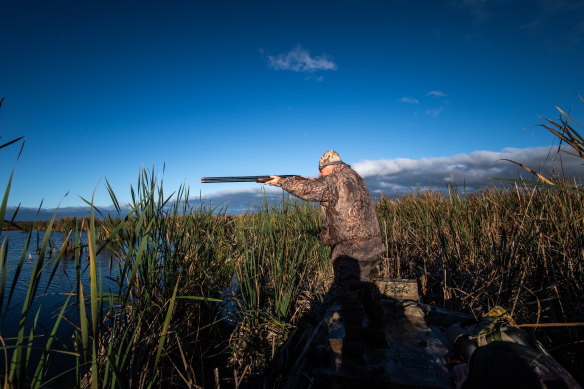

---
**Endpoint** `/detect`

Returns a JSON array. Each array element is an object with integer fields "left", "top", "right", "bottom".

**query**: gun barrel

[{"left": 201, "top": 175, "right": 302, "bottom": 183}]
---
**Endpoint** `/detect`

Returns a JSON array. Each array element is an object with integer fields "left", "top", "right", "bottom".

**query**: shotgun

[{"left": 201, "top": 175, "right": 308, "bottom": 184}]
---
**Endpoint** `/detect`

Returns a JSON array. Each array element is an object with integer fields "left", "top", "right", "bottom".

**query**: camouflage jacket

[{"left": 280, "top": 164, "right": 384, "bottom": 260}]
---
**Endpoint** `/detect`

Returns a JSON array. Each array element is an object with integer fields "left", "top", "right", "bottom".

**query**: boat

[{"left": 263, "top": 279, "right": 580, "bottom": 389}]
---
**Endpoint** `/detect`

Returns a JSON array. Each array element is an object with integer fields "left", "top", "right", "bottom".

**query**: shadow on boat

[{"left": 260, "top": 259, "right": 581, "bottom": 389}]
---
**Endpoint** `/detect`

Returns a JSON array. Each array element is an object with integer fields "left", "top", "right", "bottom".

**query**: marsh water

[{"left": 0, "top": 229, "right": 118, "bottom": 383}]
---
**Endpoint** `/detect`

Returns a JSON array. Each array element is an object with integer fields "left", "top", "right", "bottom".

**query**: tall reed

[
  {"left": 229, "top": 195, "right": 330, "bottom": 372},
  {"left": 0, "top": 168, "right": 331, "bottom": 387},
  {"left": 1, "top": 97, "right": 583, "bottom": 386}
]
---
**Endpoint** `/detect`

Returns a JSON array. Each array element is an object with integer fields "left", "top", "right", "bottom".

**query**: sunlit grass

[
  {"left": 0, "top": 164, "right": 331, "bottom": 387},
  {"left": 0, "top": 100, "right": 583, "bottom": 386}
]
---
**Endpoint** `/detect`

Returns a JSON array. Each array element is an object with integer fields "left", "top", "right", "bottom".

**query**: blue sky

[{"left": 1, "top": 0, "right": 584, "bottom": 213}]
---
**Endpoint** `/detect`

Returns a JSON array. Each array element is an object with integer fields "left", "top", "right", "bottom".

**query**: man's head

[
  {"left": 319, "top": 150, "right": 343, "bottom": 177},
  {"left": 319, "top": 150, "right": 343, "bottom": 170}
]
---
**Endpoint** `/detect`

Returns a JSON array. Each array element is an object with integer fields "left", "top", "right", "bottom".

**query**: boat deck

[{"left": 282, "top": 279, "right": 473, "bottom": 389}]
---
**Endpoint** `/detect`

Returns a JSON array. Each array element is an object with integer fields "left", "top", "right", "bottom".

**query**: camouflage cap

[{"left": 319, "top": 150, "right": 343, "bottom": 170}]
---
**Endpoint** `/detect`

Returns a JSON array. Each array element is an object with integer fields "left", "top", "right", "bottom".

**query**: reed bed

[
  {"left": 1, "top": 103, "right": 583, "bottom": 386},
  {"left": 228, "top": 198, "right": 330, "bottom": 376},
  {"left": 3, "top": 217, "right": 105, "bottom": 232},
  {"left": 375, "top": 186, "right": 583, "bottom": 374},
  {"left": 377, "top": 185, "right": 583, "bottom": 319},
  {"left": 0, "top": 165, "right": 332, "bottom": 387},
  {"left": 374, "top": 103, "right": 584, "bottom": 379},
  {"left": 3, "top": 182, "right": 583, "bottom": 386}
]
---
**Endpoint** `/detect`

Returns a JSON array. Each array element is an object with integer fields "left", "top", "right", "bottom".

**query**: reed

[
  {"left": 229, "top": 195, "right": 330, "bottom": 373},
  {"left": 0, "top": 163, "right": 330, "bottom": 387},
  {"left": 1, "top": 103, "right": 583, "bottom": 386},
  {"left": 374, "top": 103, "right": 584, "bottom": 379},
  {"left": 375, "top": 184, "right": 584, "bottom": 381},
  {"left": 3, "top": 218, "right": 102, "bottom": 233},
  {"left": 376, "top": 185, "right": 583, "bottom": 318},
  {"left": 1, "top": 178, "right": 583, "bottom": 386},
  {"left": 74, "top": 168, "right": 236, "bottom": 388}
]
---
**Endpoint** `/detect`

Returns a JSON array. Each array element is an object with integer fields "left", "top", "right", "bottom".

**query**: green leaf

[{"left": 153, "top": 275, "right": 181, "bottom": 370}]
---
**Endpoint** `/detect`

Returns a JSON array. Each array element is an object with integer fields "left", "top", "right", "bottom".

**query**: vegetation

[
  {"left": 2, "top": 217, "right": 93, "bottom": 232},
  {"left": 374, "top": 102, "right": 584, "bottom": 380},
  {"left": 0, "top": 166, "right": 331, "bottom": 387},
  {"left": 0, "top": 99, "right": 583, "bottom": 386},
  {"left": 376, "top": 186, "right": 583, "bottom": 377}
]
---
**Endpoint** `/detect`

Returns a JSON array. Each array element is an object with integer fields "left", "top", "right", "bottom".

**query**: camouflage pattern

[
  {"left": 332, "top": 238, "right": 384, "bottom": 281},
  {"left": 319, "top": 150, "right": 343, "bottom": 170},
  {"left": 280, "top": 163, "right": 385, "bottom": 265},
  {"left": 281, "top": 162, "right": 386, "bottom": 346}
]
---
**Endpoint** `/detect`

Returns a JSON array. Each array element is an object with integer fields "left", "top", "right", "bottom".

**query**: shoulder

[{"left": 336, "top": 164, "right": 361, "bottom": 180}]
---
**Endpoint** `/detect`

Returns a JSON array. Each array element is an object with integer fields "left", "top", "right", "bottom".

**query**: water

[
  {"left": 219, "top": 275, "right": 240, "bottom": 326},
  {"left": 0, "top": 229, "right": 119, "bottom": 383}
]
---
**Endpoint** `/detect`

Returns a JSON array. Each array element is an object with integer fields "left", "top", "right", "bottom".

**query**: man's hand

[{"left": 264, "top": 175, "right": 281, "bottom": 187}]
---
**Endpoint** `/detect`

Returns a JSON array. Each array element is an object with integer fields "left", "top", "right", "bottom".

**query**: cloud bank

[
  {"left": 267, "top": 45, "right": 337, "bottom": 73},
  {"left": 353, "top": 146, "right": 583, "bottom": 195},
  {"left": 9, "top": 147, "right": 583, "bottom": 220},
  {"left": 200, "top": 146, "right": 583, "bottom": 211}
]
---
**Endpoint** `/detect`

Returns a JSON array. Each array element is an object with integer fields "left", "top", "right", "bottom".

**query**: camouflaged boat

[{"left": 263, "top": 279, "right": 580, "bottom": 389}]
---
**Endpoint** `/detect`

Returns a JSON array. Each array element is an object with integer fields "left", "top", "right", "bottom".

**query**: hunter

[{"left": 265, "top": 150, "right": 386, "bottom": 347}]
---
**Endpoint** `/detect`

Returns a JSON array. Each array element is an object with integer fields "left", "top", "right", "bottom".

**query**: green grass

[{"left": 0, "top": 164, "right": 331, "bottom": 387}]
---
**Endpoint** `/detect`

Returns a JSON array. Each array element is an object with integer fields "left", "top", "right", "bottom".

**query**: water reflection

[
  {"left": 0, "top": 230, "right": 119, "bottom": 383},
  {"left": 1, "top": 230, "right": 118, "bottom": 327}
]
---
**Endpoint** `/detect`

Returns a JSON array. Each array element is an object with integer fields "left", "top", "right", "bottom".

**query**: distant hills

[{"left": 4, "top": 190, "right": 318, "bottom": 221}]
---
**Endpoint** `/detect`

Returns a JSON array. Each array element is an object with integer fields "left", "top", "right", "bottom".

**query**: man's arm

[{"left": 266, "top": 175, "right": 333, "bottom": 203}]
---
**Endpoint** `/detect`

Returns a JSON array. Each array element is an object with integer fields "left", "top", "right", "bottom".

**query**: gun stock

[{"left": 201, "top": 175, "right": 307, "bottom": 183}]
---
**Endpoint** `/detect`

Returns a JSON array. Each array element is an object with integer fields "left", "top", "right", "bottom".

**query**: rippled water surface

[{"left": 0, "top": 229, "right": 119, "bottom": 382}]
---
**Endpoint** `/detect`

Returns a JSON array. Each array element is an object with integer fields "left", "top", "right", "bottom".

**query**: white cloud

[
  {"left": 426, "top": 107, "right": 443, "bottom": 117},
  {"left": 426, "top": 91, "right": 448, "bottom": 97},
  {"left": 304, "top": 74, "right": 325, "bottom": 82},
  {"left": 353, "top": 146, "right": 584, "bottom": 195},
  {"left": 399, "top": 97, "right": 420, "bottom": 104},
  {"left": 187, "top": 147, "right": 584, "bottom": 212},
  {"left": 267, "top": 45, "right": 337, "bottom": 73}
]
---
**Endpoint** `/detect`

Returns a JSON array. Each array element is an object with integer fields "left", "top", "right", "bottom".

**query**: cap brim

[{"left": 319, "top": 161, "right": 343, "bottom": 170}]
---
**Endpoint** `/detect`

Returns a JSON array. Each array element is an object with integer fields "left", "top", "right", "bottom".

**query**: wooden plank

[{"left": 375, "top": 278, "right": 419, "bottom": 301}]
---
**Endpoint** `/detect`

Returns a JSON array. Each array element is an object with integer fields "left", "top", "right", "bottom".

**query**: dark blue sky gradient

[{"left": 1, "top": 0, "right": 583, "bottom": 209}]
